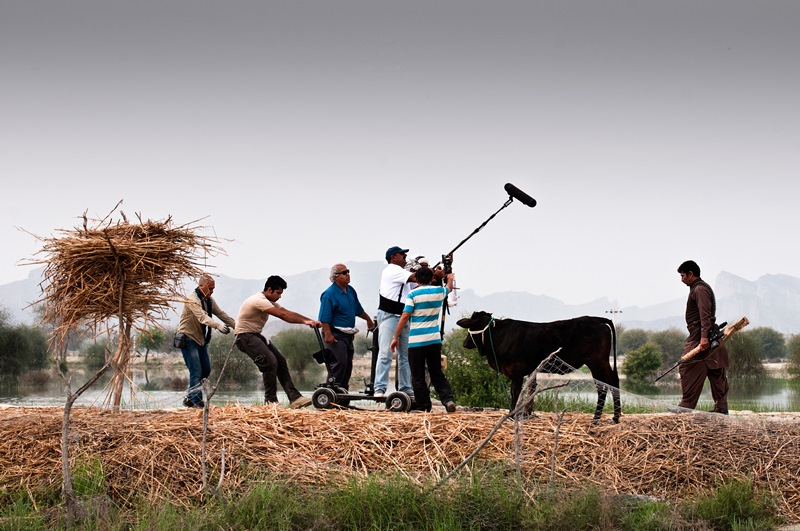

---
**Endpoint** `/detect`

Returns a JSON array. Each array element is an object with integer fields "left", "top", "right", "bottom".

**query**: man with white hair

[{"left": 318, "top": 264, "right": 374, "bottom": 392}]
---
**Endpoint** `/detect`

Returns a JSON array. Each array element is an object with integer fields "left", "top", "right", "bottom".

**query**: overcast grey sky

[{"left": 2, "top": 0, "right": 798, "bottom": 308}]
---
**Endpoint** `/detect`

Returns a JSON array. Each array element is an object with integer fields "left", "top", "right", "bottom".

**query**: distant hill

[{"left": 2, "top": 265, "right": 799, "bottom": 335}]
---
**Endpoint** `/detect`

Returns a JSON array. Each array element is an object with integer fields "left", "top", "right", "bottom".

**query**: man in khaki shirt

[
  {"left": 175, "top": 275, "right": 236, "bottom": 408},
  {"left": 234, "top": 275, "right": 319, "bottom": 408}
]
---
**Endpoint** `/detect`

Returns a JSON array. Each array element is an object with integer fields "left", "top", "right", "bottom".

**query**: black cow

[{"left": 456, "top": 311, "right": 621, "bottom": 423}]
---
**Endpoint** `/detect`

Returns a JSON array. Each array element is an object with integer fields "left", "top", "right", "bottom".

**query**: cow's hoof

[{"left": 612, "top": 417, "right": 620, "bottom": 424}]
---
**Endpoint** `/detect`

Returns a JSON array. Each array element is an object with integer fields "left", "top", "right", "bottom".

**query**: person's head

[
  {"left": 329, "top": 263, "right": 351, "bottom": 286},
  {"left": 198, "top": 275, "right": 216, "bottom": 297},
  {"left": 677, "top": 260, "right": 701, "bottom": 286},
  {"left": 263, "top": 275, "right": 288, "bottom": 302},
  {"left": 415, "top": 266, "right": 434, "bottom": 286},
  {"left": 385, "top": 245, "right": 409, "bottom": 267}
]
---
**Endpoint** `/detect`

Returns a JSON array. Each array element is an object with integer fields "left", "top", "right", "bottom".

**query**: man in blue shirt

[{"left": 319, "top": 264, "right": 375, "bottom": 392}]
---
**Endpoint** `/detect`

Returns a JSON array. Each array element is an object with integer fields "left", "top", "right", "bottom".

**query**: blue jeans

[
  {"left": 181, "top": 338, "right": 210, "bottom": 405},
  {"left": 374, "top": 310, "right": 412, "bottom": 394}
]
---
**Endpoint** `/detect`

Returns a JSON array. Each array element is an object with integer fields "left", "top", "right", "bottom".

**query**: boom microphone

[{"left": 504, "top": 183, "right": 537, "bottom": 208}]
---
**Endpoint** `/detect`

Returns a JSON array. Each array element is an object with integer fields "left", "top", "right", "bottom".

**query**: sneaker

[
  {"left": 373, "top": 390, "right": 386, "bottom": 398},
  {"left": 289, "top": 396, "right": 312, "bottom": 409},
  {"left": 445, "top": 401, "right": 457, "bottom": 413}
]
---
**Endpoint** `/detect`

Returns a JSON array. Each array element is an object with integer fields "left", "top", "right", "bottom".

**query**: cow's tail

[{"left": 605, "top": 319, "right": 618, "bottom": 374}]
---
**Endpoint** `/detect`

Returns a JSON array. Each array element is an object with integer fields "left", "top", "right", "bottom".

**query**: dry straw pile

[
  {"left": 25, "top": 207, "right": 225, "bottom": 341},
  {"left": 1, "top": 406, "right": 799, "bottom": 523}
]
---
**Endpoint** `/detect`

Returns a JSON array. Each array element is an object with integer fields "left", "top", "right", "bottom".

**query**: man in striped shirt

[{"left": 390, "top": 266, "right": 456, "bottom": 413}]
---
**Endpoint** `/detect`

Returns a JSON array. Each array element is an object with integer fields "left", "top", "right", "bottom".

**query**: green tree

[
  {"left": 270, "top": 328, "right": 325, "bottom": 380},
  {"left": 621, "top": 342, "right": 662, "bottom": 384},
  {"left": 208, "top": 333, "right": 259, "bottom": 386},
  {"left": 726, "top": 332, "right": 766, "bottom": 380},
  {"left": 0, "top": 307, "right": 51, "bottom": 382},
  {"left": 618, "top": 328, "right": 648, "bottom": 355},
  {"left": 136, "top": 327, "right": 166, "bottom": 362},
  {"left": 649, "top": 329, "right": 685, "bottom": 366},
  {"left": 746, "top": 326, "right": 787, "bottom": 361},
  {"left": 787, "top": 334, "right": 800, "bottom": 379},
  {"left": 82, "top": 339, "right": 111, "bottom": 370},
  {"left": 442, "top": 328, "right": 511, "bottom": 409}
]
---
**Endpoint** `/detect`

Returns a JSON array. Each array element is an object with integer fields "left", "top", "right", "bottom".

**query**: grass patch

[
  {"left": 0, "top": 468, "right": 785, "bottom": 530},
  {"left": 685, "top": 477, "right": 783, "bottom": 530}
]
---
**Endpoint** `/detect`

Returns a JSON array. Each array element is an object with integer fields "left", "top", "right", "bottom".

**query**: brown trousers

[
  {"left": 234, "top": 333, "right": 302, "bottom": 404},
  {"left": 678, "top": 361, "right": 729, "bottom": 410}
]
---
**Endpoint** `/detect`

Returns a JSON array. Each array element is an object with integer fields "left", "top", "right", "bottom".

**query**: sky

[{"left": 2, "top": 0, "right": 798, "bottom": 309}]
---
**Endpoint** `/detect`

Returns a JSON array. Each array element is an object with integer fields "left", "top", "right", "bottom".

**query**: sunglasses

[{"left": 336, "top": 269, "right": 350, "bottom": 275}]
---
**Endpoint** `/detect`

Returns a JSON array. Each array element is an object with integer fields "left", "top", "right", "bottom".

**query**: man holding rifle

[{"left": 673, "top": 260, "right": 730, "bottom": 414}]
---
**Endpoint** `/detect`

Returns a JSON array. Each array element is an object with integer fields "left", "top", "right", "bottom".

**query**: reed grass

[{"left": 0, "top": 467, "right": 782, "bottom": 530}]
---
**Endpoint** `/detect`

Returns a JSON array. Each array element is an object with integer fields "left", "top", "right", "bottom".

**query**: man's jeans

[
  {"left": 181, "top": 338, "right": 210, "bottom": 405},
  {"left": 374, "top": 310, "right": 412, "bottom": 394}
]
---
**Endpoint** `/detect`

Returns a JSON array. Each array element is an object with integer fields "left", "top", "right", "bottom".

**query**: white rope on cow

[{"left": 466, "top": 318, "right": 495, "bottom": 344}]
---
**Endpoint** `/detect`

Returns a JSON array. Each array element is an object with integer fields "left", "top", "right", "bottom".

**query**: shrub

[
  {"left": 82, "top": 339, "right": 110, "bottom": 370},
  {"left": 727, "top": 333, "right": 766, "bottom": 380},
  {"left": 0, "top": 320, "right": 51, "bottom": 379},
  {"left": 787, "top": 334, "right": 800, "bottom": 379},
  {"left": 618, "top": 328, "right": 648, "bottom": 355},
  {"left": 622, "top": 342, "right": 662, "bottom": 384},
  {"left": 442, "top": 328, "right": 511, "bottom": 409},
  {"left": 208, "top": 333, "right": 258, "bottom": 386},
  {"left": 270, "top": 328, "right": 325, "bottom": 380},
  {"left": 648, "top": 328, "right": 685, "bottom": 366},
  {"left": 685, "top": 477, "right": 781, "bottom": 530}
]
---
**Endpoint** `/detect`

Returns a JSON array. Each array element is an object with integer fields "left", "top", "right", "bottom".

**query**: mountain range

[{"left": 2, "top": 264, "right": 799, "bottom": 336}]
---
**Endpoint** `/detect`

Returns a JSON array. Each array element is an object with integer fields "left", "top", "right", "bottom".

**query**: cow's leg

[
  {"left": 524, "top": 373, "right": 538, "bottom": 415},
  {"left": 589, "top": 362, "right": 621, "bottom": 423},
  {"left": 509, "top": 375, "right": 523, "bottom": 413},
  {"left": 611, "top": 386, "right": 621, "bottom": 423},
  {"left": 593, "top": 381, "right": 609, "bottom": 421},
  {"left": 610, "top": 372, "right": 621, "bottom": 423}
]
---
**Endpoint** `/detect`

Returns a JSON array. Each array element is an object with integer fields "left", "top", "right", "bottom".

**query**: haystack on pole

[
  {"left": 26, "top": 206, "right": 226, "bottom": 406},
  {"left": 101, "top": 229, "right": 132, "bottom": 409},
  {"left": 23, "top": 205, "right": 227, "bottom": 524}
]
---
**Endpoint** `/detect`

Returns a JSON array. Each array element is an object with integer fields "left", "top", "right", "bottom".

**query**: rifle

[{"left": 654, "top": 320, "right": 727, "bottom": 383}]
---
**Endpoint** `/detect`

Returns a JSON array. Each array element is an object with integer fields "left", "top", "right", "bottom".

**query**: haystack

[
  {"left": 2, "top": 407, "right": 799, "bottom": 523},
  {"left": 24, "top": 204, "right": 225, "bottom": 406}
]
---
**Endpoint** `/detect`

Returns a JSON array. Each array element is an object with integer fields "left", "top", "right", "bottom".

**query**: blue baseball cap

[{"left": 385, "top": 246, "right": 409, "bottom": 261}]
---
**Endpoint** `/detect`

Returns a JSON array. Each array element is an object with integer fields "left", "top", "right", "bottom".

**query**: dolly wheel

[
  {"left": 385, "top": 391, "right": 411, "bottom": 412},
  {"left": 312, "top": 387, "right": 337, "bottom": 409}
]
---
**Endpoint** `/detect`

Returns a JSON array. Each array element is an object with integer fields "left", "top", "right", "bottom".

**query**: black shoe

[
  {"left": 183, "top": 397, "right": 204, "bottom": 408},
  {"left": 711, "top": 408, "right": 729, "bottom": 415}
]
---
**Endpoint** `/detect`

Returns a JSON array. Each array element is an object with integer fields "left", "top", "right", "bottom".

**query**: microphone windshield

[{"left": 504, "top": 183, "right": 537, "bottom": 207}]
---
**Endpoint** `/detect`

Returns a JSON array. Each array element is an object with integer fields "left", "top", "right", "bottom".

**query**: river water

[{"left": 2, "top": 365, "right": 799, "bottom": 411}]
